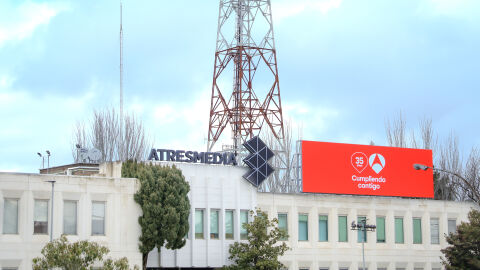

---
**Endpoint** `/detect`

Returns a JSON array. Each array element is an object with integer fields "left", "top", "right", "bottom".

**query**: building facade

[
  {"left": 0, "top": 171, "right": 142, "bottom": 269},
  {"left": 258, "top": 193, "right": 474, "bottom": 270},
  {"left": 0, "top": 162, "right": 477, "bottom": 270}
]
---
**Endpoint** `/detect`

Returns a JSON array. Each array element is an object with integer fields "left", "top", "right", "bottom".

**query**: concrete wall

[
  {"left": 137, "top": 162, "right": 256, "bottom": 268},
  {"left": 0, "top": 172, "right": 142, "bottom": 269},
  {"left": 258, "top": 192, "right": 478, "bottom": 270}
]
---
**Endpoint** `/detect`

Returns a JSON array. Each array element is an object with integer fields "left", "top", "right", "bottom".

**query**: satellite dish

[
  {"left": 78, "top": 147, "right": 101, "bottom": 163},
  {"left": 87, "top": 148, "right": 102, "bottom": 163},
  {"left": 79, "top": 148, "right": 89, "bottom": 163}
]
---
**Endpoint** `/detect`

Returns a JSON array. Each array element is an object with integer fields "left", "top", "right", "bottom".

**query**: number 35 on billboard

[{"left": 301, "top": 140, "right": 434, "bottom": 198}]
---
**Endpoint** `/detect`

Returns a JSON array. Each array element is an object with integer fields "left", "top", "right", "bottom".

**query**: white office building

[{"left": 0, "top": 161, "right": 477, "bottom": 270}]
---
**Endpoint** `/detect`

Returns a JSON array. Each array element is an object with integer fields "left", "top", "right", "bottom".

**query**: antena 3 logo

[
  {"left": 369, "top": 153, "right": 385, "bottom": 174},
  {"left": 351, "top": 152, "right": 385, "bottom": 174}
]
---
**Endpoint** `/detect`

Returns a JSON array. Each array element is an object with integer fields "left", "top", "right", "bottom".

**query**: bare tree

[
  {"left": 409, "top": 130, "right": 418, "bottom": 149},
  {"left": 385, "top": 112, "right": 407, "bottom": 148},
  {"left": 436, "top": 133, "right": 462, "bottom": 200},
  {"left": 461, "top": 147, "right": 480, "bottom": 202},
  {"left": 260, "top": 120, "right": 298, "bottom": 193},
  {"left": 91, "top": 108, "right": 120, "bottom": 162},
  {"left": 72, "top": 107, "right": 150, "bottom": 163},
  {"left": 385, "top": 114, "right": 436, "bottom": 150},
  {"left": 118, "top": 113, "right": 148, "bottom": 161},
  {"left": 383, "top": 114, "right": 462, "bottom": 200},
  {"left": 419, "top": 117, "right": 435, "bottom": 150},
  {"left": 71, "top": 121, "right": 88, "bottom": 163}
]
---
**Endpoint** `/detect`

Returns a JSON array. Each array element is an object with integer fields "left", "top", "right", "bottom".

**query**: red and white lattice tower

[{"left": 207, "top": 0, "right": 285, "bottom": 152}]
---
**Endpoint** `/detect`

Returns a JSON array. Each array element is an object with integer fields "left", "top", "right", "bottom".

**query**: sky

[{"left": 0, "top": 0, "right": 479, "bottom": 173}]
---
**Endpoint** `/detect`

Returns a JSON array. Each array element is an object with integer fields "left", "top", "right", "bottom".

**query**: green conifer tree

[{"left": 122, "top": 161, "right": 190, "bottom": 269}]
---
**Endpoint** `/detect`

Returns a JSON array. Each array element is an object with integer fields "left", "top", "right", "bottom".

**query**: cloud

[
  {"left": 135, "top": 84, "right": 212, "bottom": 151},
  {"left": 273, "top": 0, "right": 342, "bottom": 22},
  {"left": 0, "top": 1, "right": 69, "bottom": 48},
  {"left": 418, "top": 0, "right": 480, "bottom": 19},
  {"left": 283, "top": 101, "right": 340, "bottom": 141},
  {"left": 0, "top": 75, "right": 99, "bottom": 172}
]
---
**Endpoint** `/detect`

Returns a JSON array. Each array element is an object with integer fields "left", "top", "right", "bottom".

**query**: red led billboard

[{"left": 302, "top": 141, "right": 434, "bottom": 198}]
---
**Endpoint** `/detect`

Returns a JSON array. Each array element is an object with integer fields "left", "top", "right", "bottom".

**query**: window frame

[
  {"left": 413, "top": 217, "right": 422, "bottom": 244},
  {"left": 3, "top": 198, "right": 19, "bottom": 234},
  {"left": 318, "top": 214, "right": 328, "bottom": 242},
  {"left": 63, "top": 200, "right": 78, "bottom": 235},
  {"left": 338, "top": 215, "right": 348, "bottom": 242},
  {"left": 195, "top": 209, "right": 205, "bottom": 239},
  {"left": 376, "top": 216, "right": 386, "bottom": 243},
  {"left": 278, "top": 213, "right": 288, "bottom": 241},
  {"left": 91, "top": 201, "right": 106, "bottom": 236},
  {"left": 34, "top": 199, "right": 49, "bottom": 235},
  {"left": 430, "top": 217, "right": 440, "bottom": 244},
  {"left": 394, "top": 217, "right": 404, "bottom": 244},
  {"left": 210, "top": 209, "right": 220, "bottom": 240},
  {"left": 447, "top": 219, "right": 456, "bottom": 235},
  {"left": 225, "top": 209, "right": 234, "bottom": 240},
  {"left": 240, "top": 210, "right": 249, "bottom": 240},
  {"left": 298, "top": 213, "right": 309, "bottom": 241}
]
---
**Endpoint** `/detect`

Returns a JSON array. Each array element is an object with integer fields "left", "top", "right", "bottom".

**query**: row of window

[
  {"left": 279, "top": 213, "right": 456, "bottom": 244},
  {"left": 2, "top": 198, "right": 105, "bottom": 236},
  {"left": 194, "top": 209, "right": 249, "bottom": 240},
  {"left": 1, "top": 199, "right": 458, "bottom": 245}
]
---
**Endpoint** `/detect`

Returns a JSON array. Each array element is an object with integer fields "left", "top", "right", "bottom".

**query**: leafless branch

[
  {"left": 385, "top": 111, "right": 407, "bottom": 148},
  {"left": 462, "top": 147, "right": 480, "bottom": 202},
  {"left": 72, "top": 107, "right": 150, "bottom": 163},
  {"left": 259, "top": 120, "right": 298, "bottom": 193},
  {"left": 437, "top": 132, "right": 462, "bottom": 200}
]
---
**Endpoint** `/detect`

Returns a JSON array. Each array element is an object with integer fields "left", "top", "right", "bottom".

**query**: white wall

[
  {"left": 258, "top": 192, "right": 478, "bottom": 270},
  {"left": 142, "top": 161, "right": 256, "bottom": 268},
  {"left": 0, "top": 172, "right": 142, "bottom": 270}
]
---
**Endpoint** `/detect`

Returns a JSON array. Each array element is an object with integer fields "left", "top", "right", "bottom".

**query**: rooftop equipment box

[{"left": 302, "top": 141, "right": 434, "bottom": 198}]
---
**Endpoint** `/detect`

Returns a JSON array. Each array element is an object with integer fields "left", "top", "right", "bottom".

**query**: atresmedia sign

[
  {"left": 148, "top": 149, "right": 237, "bottom": 165},
  {"left": 302, "top": 141, "right": 434, "bottom": 198}
]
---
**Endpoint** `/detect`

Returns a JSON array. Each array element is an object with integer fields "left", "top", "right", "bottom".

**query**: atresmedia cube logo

[{"left": 243, "top": 136, "right": 275, "bottom": 187}]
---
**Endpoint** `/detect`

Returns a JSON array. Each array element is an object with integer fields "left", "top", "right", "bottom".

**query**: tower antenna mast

[
  {"left": 207, "top": 0, "right": 285, "bottom": 151},
  {"left": 208, "top": 0, "right": 296, "bottom": 192}
]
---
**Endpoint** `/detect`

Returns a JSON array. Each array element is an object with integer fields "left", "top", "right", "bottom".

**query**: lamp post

[
  {"left": 413, "top": 163, "right": 480, "bottom": 202},
  {"left": 46, "top": 150, "right": 51, "bottom": 174},
  {"left": 37, "top": 153, "right": 44, "bottom": 169},
  {"left": 43, "top": 150, "right": 54, "bottom": 242},
  {"left": 351, "top": 219, "right": 376, "bottom": 270}
]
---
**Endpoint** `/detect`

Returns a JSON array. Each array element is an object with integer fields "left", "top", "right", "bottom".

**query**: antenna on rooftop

[{"left": 119, "top": 0, "right": 125, "bottom": 160}]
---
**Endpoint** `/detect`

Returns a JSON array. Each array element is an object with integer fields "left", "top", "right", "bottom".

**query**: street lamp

[
  {"left": 351, "top": 219, "right": 376, "bottom": 270},
  {"left": 37, "top": 152, "right": 44, "bottom": 169},
  {"left": 413, "top": 163, "right": 480, "bottom": 202},
  {"left": 46, "top": 150, "right": 51, "bottom": 174}
]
